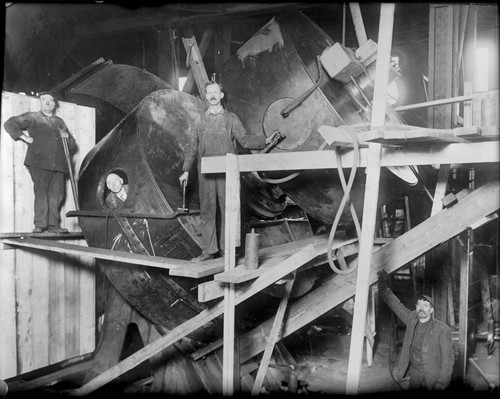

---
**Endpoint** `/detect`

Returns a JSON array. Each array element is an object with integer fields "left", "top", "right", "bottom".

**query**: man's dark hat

[
  {"left": 417, "top": 294, "right": 434, "bottom": 306},
  {"left": 38, "top": 91, "right": 59, "bottom": 101}
]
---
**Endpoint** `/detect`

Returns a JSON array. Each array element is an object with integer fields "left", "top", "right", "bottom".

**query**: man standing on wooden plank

[
  {"left": 179, "top": 81, "right": 280, "bottom": 262},
  {"left": 378, "top": 270, "right": 455, "bottom": 390},
  {"left": 3, "top": 92, "right": 76, "bottom": 234}
]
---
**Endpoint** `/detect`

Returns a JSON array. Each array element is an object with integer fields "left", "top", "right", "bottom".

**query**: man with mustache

[
  {"left": 179, "top": 81, "right": 280, "bottom": 262},
  {"left": 4, "top": 92, "right": 76, "bottom": 234},
  {"left": 378, "top": 270, "right": 455, "bottom": 390}
]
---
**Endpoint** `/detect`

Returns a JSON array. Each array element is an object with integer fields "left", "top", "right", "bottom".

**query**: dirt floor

[
  {"left": 4, "top": 311, "right": 498, "bottom": 398},
  {"left": 276, "top": 311, "right": 499, "bottom": 397}
]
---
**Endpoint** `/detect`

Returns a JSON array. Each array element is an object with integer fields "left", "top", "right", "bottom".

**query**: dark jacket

[
  {"left": 4, "top": 111, "right": 76, "bottom": 173},
  {"left": 381, "top": 289, "right": 455, "bottom": 389},
  {"left": 105, "top": 184, "right": 129, "bottom": 210}
]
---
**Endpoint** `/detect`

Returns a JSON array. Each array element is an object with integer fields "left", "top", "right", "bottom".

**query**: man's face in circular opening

[{"left": 106, "top": 174, "right": 123, "bottom": 193}]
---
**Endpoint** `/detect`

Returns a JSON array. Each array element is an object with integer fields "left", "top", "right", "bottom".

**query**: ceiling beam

[{"left": 76, "top": 3, "right": 328, "bottom": 37}]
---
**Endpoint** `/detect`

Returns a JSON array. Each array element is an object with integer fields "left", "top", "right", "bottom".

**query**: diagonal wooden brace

[{"left": 70, "top": 245, "right": 318, "bottom": 396}]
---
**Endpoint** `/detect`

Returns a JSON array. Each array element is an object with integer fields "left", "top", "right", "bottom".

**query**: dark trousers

[
  {"left": 198, "top": 171, "right": 225, "bottom": 255},
  {"left": 409, "top": 365, "right": 428, "bottom": 389},
  {"left": 28, "top": 166, "right": 64, "bottom": 228}
]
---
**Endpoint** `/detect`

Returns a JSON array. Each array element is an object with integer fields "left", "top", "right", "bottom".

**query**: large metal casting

[
  {"left": 221, "top": 11, "right": 409, "bottom": 228},
  {"left": 73, "top": 10, "right": 418, "bottom": 394}
]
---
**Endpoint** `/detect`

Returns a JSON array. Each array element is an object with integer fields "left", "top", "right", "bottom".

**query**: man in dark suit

[
  {"left": 378, "top": 270, "right": 455, "bottom": 390},
  {"left": 4, "top": 92, "right": 76, "bottom": 233}
]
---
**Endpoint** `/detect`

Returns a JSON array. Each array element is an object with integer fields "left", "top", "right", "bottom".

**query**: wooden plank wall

[{"left": 0, "top": 92, "right": 96, "bottom": 379}]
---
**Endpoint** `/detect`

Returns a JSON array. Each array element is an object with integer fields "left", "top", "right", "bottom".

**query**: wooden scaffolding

[{"left": 1, "top": 3, "right": 499, "bottom": 396}]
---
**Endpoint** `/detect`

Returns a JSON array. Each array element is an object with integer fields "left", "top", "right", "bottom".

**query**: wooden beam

[
  {"left": 251, "top": 273, "right": 295, "bottom": 395},
  {"left": 173, "top": 234, "right": 334, "bottom": 279},
  {"left": 430, "top": 164, "right": 451, "bottom": 216},
  {"left": 349, "top": 3, "right": 368, "bottom": 46},
  {"left": 428, "top": 4, "right": 454, "bottom": 129},
  {"left": 470, "top": 212, "right": 498, "bottom": 230},
  {"left": 199, "top": 238, "right": 377, "bottom": 303},
  {"left": 222, "top": 153, "right": 240, "bottom": 395},
  {"left": 463, "top": 6, "right": 477, "bottom": 91},
  {"left": 357, "top": 125, "right": 477, "bottom": 145},
  {"left": 456, "top": 231, "right": 470, "bottom": 381},
  {"left": 182, "top": 36, "right": 210, "bottom": 99},
  {"left": 170, "top": 259, "right": 225, "bottom": 278},
  {"left": 236, "top": 179, "right": 499, "bottom": 366},
  {"left": 70, "top": 244, "right": 319, "bottom": 396},
  {"left": 7, "top": 357, "right": 93, "bottom": 392},
  {"left": 0, "top": 232, "right": 83, "bottom": 239},
  {"left": 463, "top": 82, "right": 473, "bottom": 127},
  {"left": 201, "top": 141, "right": 499, "bottom": 174},
  {"left": 346, "top": 3, "right": 394, "bottom": 393},
  {"left": 215, "top": 237, "right": 357, "bottom": 284},
  {"left": 182, "top": 28, "right": 214, "bottom": 95},
  {"left": 0, "top": 238, "right": 190, "bottom": 270},
  {"left": 394, "top": 91, "right": 499, "bottom": 112}
]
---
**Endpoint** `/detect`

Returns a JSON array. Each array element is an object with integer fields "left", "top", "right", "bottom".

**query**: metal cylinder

[
  {"left": 245, "top": 228, "right": 260, "bottom": 270},
  {"left": 0, "top": 378, "right": 7, "bottom": 397},
  {"left": 288, "top": 369, "right": 298, "bottom": 393}
]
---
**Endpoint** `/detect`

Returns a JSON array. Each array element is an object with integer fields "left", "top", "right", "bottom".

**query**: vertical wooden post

[
  {"left": 447, "top": 276, "right": 456, "bottom": 328},
  {"left": 457, "top": 230, "right": 470, "bottom": 381},
  {"left": 431, "top": 165, "right": 451, "bottom": 216},
  {"left": 463, "top": 6, "right": 477, "bottom": 92},
  {"left": 463, "top": 82, "right": 473, "bottom": 127},
  {"left": 349, "top": 3, "right": 368, "bottom": 46},
  {"left": 451, "top": 5, "right": 460, "bottom": 128},
  {"left": 222, "top": 153, "right": 240, "bottom": 395},
  {"left": 345, "top": 3, "right": 395, "bottom": 394},
  {"left": 251, "top": 273, "right": 296, "bottom": 395},
  {"left": 428, "top": 4, "right": 454, "bottom": 129}
]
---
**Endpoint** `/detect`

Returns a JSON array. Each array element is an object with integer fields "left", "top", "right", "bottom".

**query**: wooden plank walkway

[
  {"left": 169, "top": 234, "right": 334, "bottom": 279},
  {"left": 214, "top": 237, "right": 358, "bottom": 284},
  {"left": 0, "top": 238, "right": 191, "bottom": 271},
  {"left": 0, "top": 232, "right": 83, "bottom": 239}
]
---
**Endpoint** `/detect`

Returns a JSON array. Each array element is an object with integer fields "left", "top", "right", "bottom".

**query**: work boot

[
  {"left": 48, "top": 226, "right": 69, "bottom": 234},
  {"left": 32, "top": 227, "right": 45, "bottom": 233},
  {"left": 191, "top": 252, "right": 215, "bottom": 263}
]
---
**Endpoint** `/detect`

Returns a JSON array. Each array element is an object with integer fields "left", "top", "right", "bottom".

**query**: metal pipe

[
  {"left": 280, "top": 56, "right": 322, "bottom": 118},
  {"left": 61, "top": 134, "right": 79, "bottom": 210}
]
